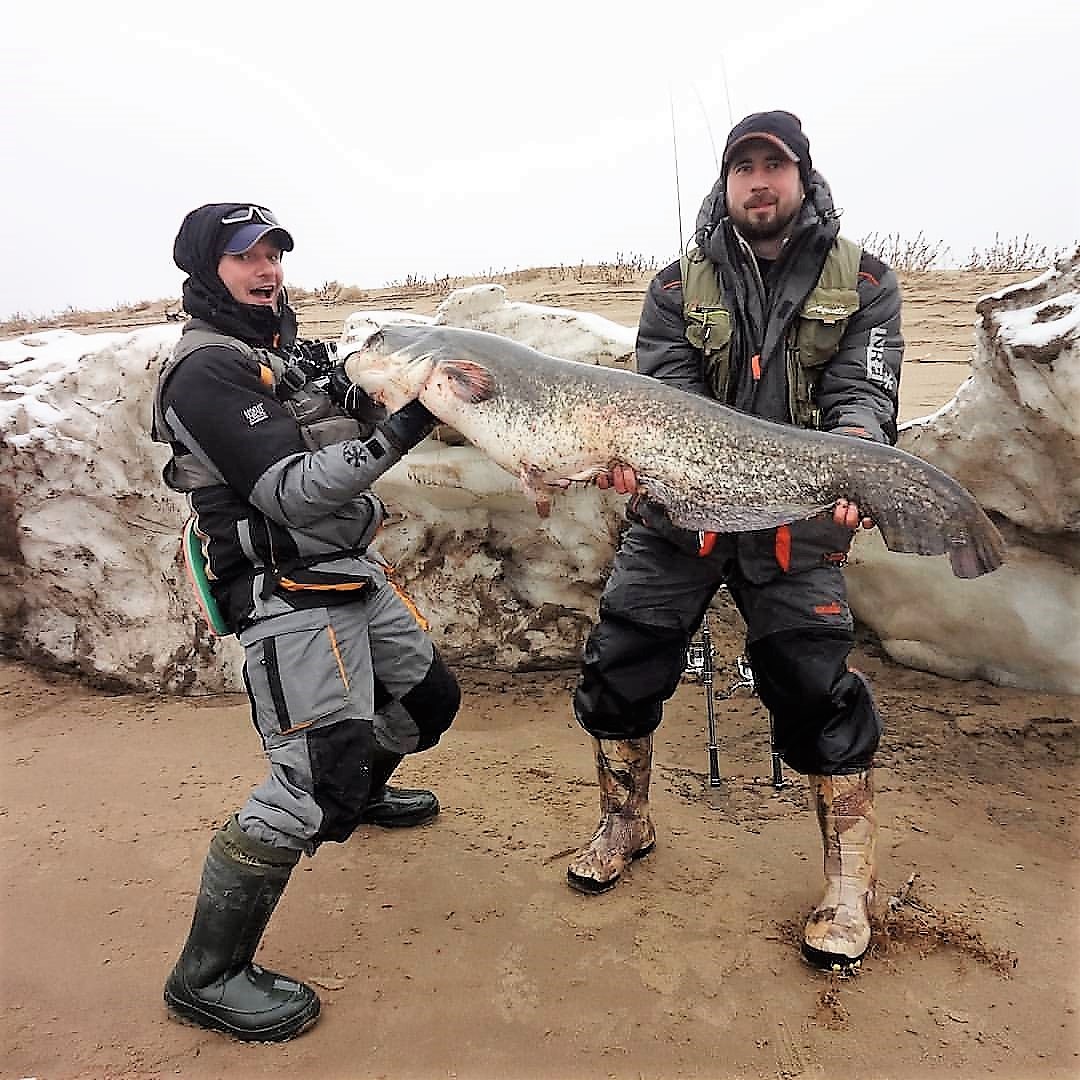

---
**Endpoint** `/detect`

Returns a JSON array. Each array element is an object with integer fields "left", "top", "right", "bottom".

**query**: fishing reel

[
  {"left": 280, "top": 339, "right": 385, "bottom": 426},
  {"left": 684, "top": 633, "right": 714, "bottom": 681}
]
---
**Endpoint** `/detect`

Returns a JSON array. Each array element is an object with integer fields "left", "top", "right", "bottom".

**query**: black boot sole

[
  {"left": 800, "top": 940, "right": 867, "bottom": 972},
  {"left": 164, "top": 989, "right": 321, "bottom": 1043},
  {"left": 566, "top": 840, "right": 655, "bottom": 895},
  {"left": 360, "top": 806, "right": 440, "bottom": 828}
]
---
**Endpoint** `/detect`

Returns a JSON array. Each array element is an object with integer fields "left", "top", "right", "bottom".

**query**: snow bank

[
  {"left": 2, "top": 269, "right": 1076, "bottom": 695},
  {"left": 846, "top": 253, "right": 1080, "bottom": 694}
]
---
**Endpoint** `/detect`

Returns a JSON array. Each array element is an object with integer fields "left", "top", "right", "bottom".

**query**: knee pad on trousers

[
  {"left": 399, "top": 652, "right": 461, "bottom": 751},
  {"left": 307, "top": 720, "right": 377, "bottom": 844},
  {"left": 749, "top": 629, "right": 881, "bottom": 774}
]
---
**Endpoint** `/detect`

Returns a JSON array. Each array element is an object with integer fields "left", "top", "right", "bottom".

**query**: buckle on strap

[{"left": 276, "top": 362, "right": 309, "bottom": 395}]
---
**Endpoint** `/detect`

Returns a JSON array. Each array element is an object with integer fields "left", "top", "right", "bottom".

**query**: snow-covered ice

[{"left": 1, "top": 264, "right": 1077, "bottom": 695}]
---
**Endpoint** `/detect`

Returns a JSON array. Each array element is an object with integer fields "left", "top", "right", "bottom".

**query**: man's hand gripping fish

[{"left": 345, "top": 324, "right": 1005, "bottom": 579}]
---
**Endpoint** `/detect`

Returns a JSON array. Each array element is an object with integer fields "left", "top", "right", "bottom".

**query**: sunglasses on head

[{"left": 220, "top": 206, "right": 280, "bottom": 226}]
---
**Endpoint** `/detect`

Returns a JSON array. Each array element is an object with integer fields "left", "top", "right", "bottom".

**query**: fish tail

[
  {"left": 946, "top": 510, "right": 1008, "bottom": 579},
  {"left": 870, "top": 498, "right": 1007, "bottom": 579}
]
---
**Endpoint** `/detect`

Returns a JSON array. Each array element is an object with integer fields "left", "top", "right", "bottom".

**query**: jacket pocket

[
  {"left": 795, "top": 288, "right": 860, "bottom": 369},
  {"left": 689, "top": 308, "right": 734, "bottom": 401}
]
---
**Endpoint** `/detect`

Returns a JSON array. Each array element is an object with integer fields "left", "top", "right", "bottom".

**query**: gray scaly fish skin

[{"left": 344, "top": 324, "right": 1005, "bottom": 579}]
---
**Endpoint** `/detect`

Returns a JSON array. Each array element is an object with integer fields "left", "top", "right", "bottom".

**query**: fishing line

[
  {"left": 690, "top": 81, "right": 720, "bottom": 174},
  {"left": 717, "top": 52, "right": 734, "bottom": 130},
  {"left": 668, "top": 83, "right": 685, "bottom": 253}
]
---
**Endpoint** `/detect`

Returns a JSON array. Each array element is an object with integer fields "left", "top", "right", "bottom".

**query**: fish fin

[
  {"left": 558, "top": 465, "right": 611, "bottom": 487},
  {"left": 442, "top": 360, "right": 495, "bottom": 404},
  {"left": 648, "top": 474, "right": 834, "bottom": 533},
  {"left": 518, "top": 463, "right": 552, "bottom": 517}
]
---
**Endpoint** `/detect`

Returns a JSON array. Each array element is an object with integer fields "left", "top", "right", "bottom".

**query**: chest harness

[
  {"left": 680, "top": 235, "right": 861, "bottom": 429},
  {"left": 152, "top": 325, "right": 372, "bottom": 631}
]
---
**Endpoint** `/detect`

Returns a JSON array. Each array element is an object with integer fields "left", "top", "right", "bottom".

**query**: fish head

[{"left": 342, "top": 324, "right": 441, "bottom": 411}]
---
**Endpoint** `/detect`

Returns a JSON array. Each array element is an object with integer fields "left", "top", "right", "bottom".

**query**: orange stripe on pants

[{"left": 774, "top": 524, "right": 792, "bottom": 572}]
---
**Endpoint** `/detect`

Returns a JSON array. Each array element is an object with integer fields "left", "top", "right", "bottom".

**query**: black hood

[{"left": 173, "top": 202, "right": 297, "bottom": 349}]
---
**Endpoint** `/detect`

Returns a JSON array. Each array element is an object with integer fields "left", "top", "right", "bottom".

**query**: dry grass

[
  {"left": 3, "top": 239, "right": 1073, "bottom": 338},
  {"left": 961, "top": 234, "right": 1077, "bottom": 273},
  {"left": 860, "top": 230, "right": 949, "bottom": 272},
  {"left": 870, "top": 873, "right": 1018, "bottom": 976},
  {"left": 380, "top": 253, "right": 659, "bottom": 293},
  {"left": 860, "top": 231, "right": 1076, "bottom": 273},
  {"left": 0, "top": 298, "right": 184, "bottom": 336}
]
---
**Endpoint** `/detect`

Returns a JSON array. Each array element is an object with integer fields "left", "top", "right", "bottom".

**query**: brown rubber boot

[
  {"left": 567, "top": 737, "right": 656, "bottom": 894},
  {"left": 802, "top": 769, "right": 877, "bottom": 971}
]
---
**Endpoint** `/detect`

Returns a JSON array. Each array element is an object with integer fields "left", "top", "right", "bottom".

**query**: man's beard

[{"left": 733, "top": 200, "right": 801, "bottom": 242}]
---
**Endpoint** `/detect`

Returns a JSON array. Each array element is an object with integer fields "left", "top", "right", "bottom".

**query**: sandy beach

[{"left": 2, "top": 268, "right": 1077, "bottom": 1080}]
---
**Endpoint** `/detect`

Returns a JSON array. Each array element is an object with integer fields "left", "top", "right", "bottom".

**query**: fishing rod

[
  {"left": 669, "top": 73, "right": 730, "bottom": 255},
  {"left": 686, "top": 613, "right": 789, "bottom": 790},
  {"left": 685, "top": 613, "right": 722, "bottom": 786},
  {"left": 668, "top": 85, "right": 684, "bottom": 254}
]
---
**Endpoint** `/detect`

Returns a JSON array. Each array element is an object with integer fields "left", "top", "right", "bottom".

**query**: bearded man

[{"left": 569, "top": 110, "right": 904, "bottom": 973}]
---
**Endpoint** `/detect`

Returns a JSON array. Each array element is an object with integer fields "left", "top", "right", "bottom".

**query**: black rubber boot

[
  {"left": 358, "top": 744, "right": 440, "bottom": 828},
  {"left": 163, "top": 817, "right": 320, "bottom": 1042}
]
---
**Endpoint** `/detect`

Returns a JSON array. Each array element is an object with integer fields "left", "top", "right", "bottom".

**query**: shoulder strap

[
  {"left": 152, "top": 323, "right": 270, "bottom": 444},
  {"left": 680, "top": 248, "right": 725, "bottom": 320},
  {"left": 817, "top": 235, "right": 861, "bottom": 291}
]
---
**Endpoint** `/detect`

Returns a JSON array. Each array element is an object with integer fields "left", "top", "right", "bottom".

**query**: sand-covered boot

[
  {"left": 802, "top": 769, "right": 877, "bottom": 971},
  {"left": 164, "top": 817, "right": 320, "bottom": 1041},
  {"left": 567, "top": 737, "right": 656, "bottom": 894}
]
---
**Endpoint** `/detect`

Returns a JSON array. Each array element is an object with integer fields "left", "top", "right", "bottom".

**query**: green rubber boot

[{"left": 163, "top": 817, "right": 320, "bottom": 1042}]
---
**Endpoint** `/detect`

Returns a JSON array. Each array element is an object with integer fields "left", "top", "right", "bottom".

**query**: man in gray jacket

[
  {"left": 154, "top": 203, "right": 460, "bottom": 1040},
  {"left": 568, "top": 112, "right": 903, "bottom": 973}
]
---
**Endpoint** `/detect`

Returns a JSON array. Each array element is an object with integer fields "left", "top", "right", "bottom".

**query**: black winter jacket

[
  {"left": 633, "top": 171, "right": 904, "bottom": 580},
  {"left": 155, "top": 321, "right": 407, "bottom": 629}
]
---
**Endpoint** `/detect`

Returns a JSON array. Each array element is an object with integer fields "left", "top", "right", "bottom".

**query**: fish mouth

[{"left": 359, "top": 328, "right": 385, "bottom": 352}]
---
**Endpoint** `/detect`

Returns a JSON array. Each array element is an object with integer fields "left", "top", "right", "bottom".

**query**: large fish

[{"left": 344, "top": 324, "right": 1006, "bottom": 579}]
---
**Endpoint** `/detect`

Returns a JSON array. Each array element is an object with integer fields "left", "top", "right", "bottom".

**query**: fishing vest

[
  {"left": 151, "top": 322, "right": 362, "bottom": 494},
  {"left": 152, "top": 323, "right": 377, "bottom": 626},
  {"left": 680, "top": 235, "right": 861, "bottom": 429}
]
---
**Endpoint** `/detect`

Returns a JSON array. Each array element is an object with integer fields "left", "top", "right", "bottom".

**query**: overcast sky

[{"left": 3, "top": 0, "right": 1077, "bottom": 320}]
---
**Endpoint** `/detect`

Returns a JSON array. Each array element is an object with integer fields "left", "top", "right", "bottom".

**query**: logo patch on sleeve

[
  {"left": 243, "top": 402, "right": 270, "bottom": 426},
  {"left": 865, "top": 327, "right": 896, "bottom": 391}
]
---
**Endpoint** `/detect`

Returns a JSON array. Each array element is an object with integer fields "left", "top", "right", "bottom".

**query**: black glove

[
  {"left": 325, "top": 363, "right": 385, "bottom": 424},
  {"left": 379, "top": 399, "right": 439, "bottom": 452}
]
